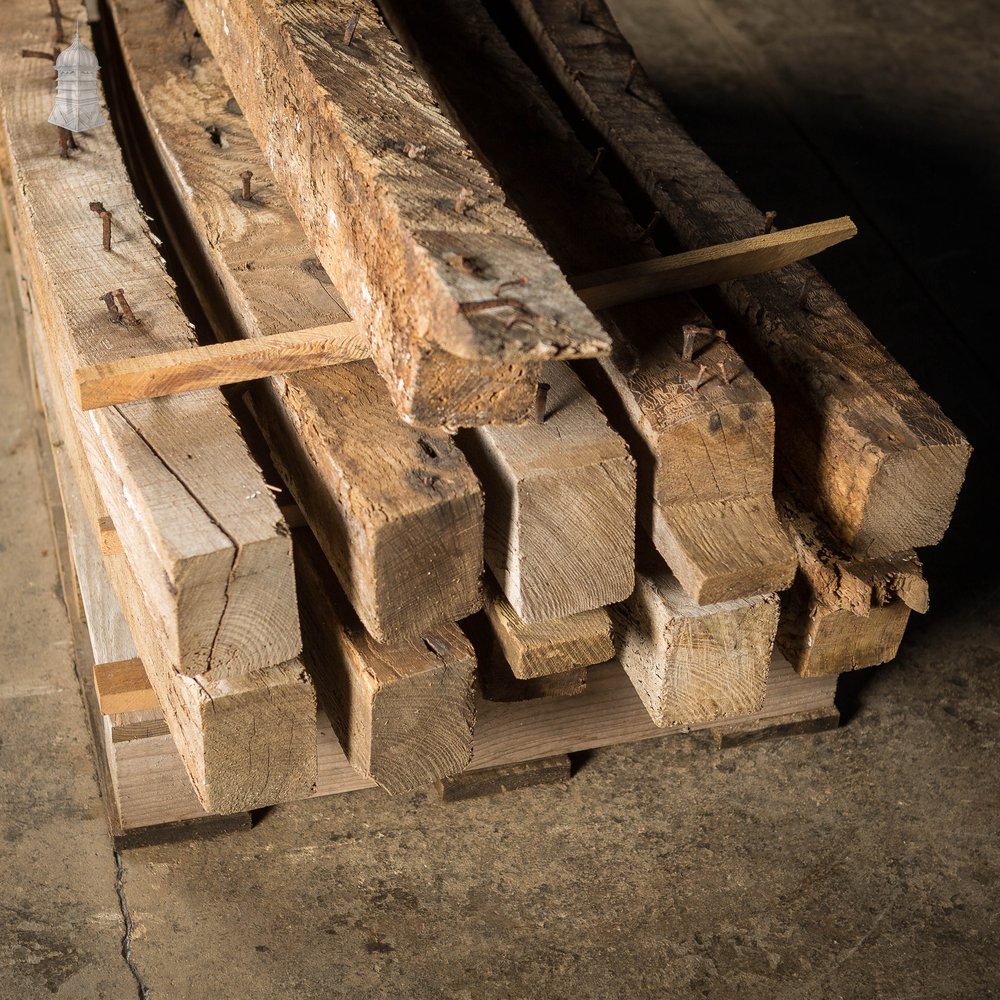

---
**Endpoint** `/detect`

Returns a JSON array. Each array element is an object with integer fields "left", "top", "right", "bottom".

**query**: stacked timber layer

[{"left": 0, "top": 0, "right": 969, "bottom": 824}]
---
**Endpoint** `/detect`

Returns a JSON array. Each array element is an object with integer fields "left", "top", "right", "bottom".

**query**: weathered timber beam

[
  {"left": 615, "top": 561, "right": 779, "bottom": 728},
  {"left": 22, "top": 244, "right": 317, "bottom": 814},
  {"left": 483, "top": 578, "right": 615, "bottom": 679},
  {"left": 458, "top": 362, "right": 636, "bottom": 621},
  {"left": 296, "top": 533, "right": 476, "bottom": 795},
  {"left": 0, "top": 6, "right": 299, "bottom": 676},
  {"left": 381, "top": 0, "right": 793, "bottom": 604},
  {"left": 182, "top": 0, "right": 612, "bottom": 426},
  {"left": 776, "top": 498, "right": 927, "bottom": 677},
  {"left": 106, "top": 0, "right": 484, "bottom": 643},
  {"left": 510, "top": 0, "right": 970, "bottom": 556},
  {"left": 73, "top": 219, "right": 853, "bottom": 410}
]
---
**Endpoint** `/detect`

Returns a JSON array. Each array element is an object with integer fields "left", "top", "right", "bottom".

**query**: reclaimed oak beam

[{"left": 181, "top": 0, "right": 612, "bottom": 426}]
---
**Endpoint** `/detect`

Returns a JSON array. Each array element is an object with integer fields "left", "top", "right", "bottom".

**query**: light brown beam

[
  {"left": 106, "top": 0, "right": 484, "bottom": 643},
  {"left": 73, "top": 220, "right": 853, "bottom": 411}
]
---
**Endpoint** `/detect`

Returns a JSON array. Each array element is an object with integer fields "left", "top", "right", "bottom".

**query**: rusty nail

[
  {"left": 798, "top": 275, "right": 814, "bottom": 310},
  {"left": 495, "top": 276, "right": 528, "bottom": 296},
  {"left": 101, "top": 291, "right": 122, "bottom": 323},
  {"left": 89, "top": 201, "right": 105, "bottom": 214},
  {"left": 717, "top": 361, "right": 731, "bottom": 386},
  {"left": 343, "top": 13, "right": 360, "bottom": 45},
  {"left": 100, "top": 210, "right": 112, "bottom": 251},
  {"left": 681, "top": 322, "right": 714, "bottom": 363},
  {"left": 624, "top": 58, "right": 638, "bottom": 93},
  {"left": 689, "top": 364, "right": 709, "bottom": 393},
  {"left": 763, "top": 210, "right": 777, "bottom": 234},
  {"left": 455, "top": 187, "right": 473, "bottom": 215},
  {"left": 587, "top": 146, "right": 606, "bottom": 178},
  {"left": 534, "top": 382, "right": 551, "bottom": 424},
  {"left": 633, "top": 209, "right": 661, "bottom": 244},
  {"left": 57, "top": 126, "right": 70, "bottom": 159},
  {"left": 240, "top": 169, "right": 253, "bottom": 201},
  {"left": 114, "top": 288, "right": 138, "bottom": 324}
]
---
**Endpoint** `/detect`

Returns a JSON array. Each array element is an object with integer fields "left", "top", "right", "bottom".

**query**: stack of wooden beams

[{"left": 0, "top": 0, "right": 969, "bottom": 827}]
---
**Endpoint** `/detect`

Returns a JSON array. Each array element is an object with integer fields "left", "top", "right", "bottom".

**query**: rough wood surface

[
  {"left": 777, "top": 500, "right": 928, "bottom": 676},
  {"left": 478, "top": 645, "right": 589, "bottom": 702},
  {"left": 181, "top": 0, "right": 612, "bottom": 427},
  {"left": 296, "top": 533, "right": 476, "bottom": 794},
  {"left": 573, "top": 218, "right": 857, "bottom": 310},
  {"left": 76, "top": 325, "right": 369, "bottom": 409},
  {"left": 23, "top": 253, "right": 318, "bottom": 814},
  {"left": 381, "top": 0, "right": 793, "bottom": 606},
  {"left": 93, "top": 658, "right": 159, "bottom": 715},
  {"left": 512, "top": 0, "right": 971, "bottom": 557},
  {"left": 97, "top": 652, "right": 837, "bottom": 830},
  {"left": 107, "top": 0, "right": 485, "bottom": 642},
  {"left": 0, "top": 4, "right": 299, "bottom": 676},
  {"left": 459, "top": 362, "right": 635, "bottom": 621},
  {"left": 484, "top": 581, "right": 614, "bottom": 679},
  {"left": 615, "top": 562, "right": 780, "bottom": 727}
]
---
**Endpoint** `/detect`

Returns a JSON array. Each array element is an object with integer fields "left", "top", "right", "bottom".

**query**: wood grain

[
  {"left": 296, "top": 533, "right": 476, "bottom": 794},
  {"left": 76, "top": 324, "right": 369, "bottom": 409},
  {"left": 93, "top": 658, "right": 159, "bottom": 714},
  {"left": 615, "top": 562, "right": 779, "bottom": 727},
  {"left": 21, "top": 250, "right": 318, "bottom": 814},
  {"left": 511, "top": 0, "right": 970, "bottom": 557},
  {"left": 381, "top": 0, "right": 793, "bottom": 605},
  {"left": 777, "top": 499, "right": 927, "bottom": 676},
  {"left": 108, "top": 0, "right": 485, "bottom": 642},
  {"left": 103, "top": 652, "right": 837, "bottom": 830},
  {"left": 0, "top": 3, "right": 299, "bottom": 677},
  {"left": 181, "top": 0, "right": 612, "bottom": 426},
  {"left": 573, "top": 218, "right": 857, "bottom": 310},
  {"left": 484, "top": 579, "right": 614, "bottom": 679},
  {"left": 459, "top": 362, "right": 636, "bottom": 621}
]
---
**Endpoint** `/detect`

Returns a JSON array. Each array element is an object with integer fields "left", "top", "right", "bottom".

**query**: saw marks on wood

[
  {"left": 0, "top": 2, "right": 299, "bottom": 676},
  {"left": 511, "top": 0, "right": 970, "bottom": 557},
  {"left": 297, "top": 534, "right": 476, "bottom": 795},
  {"left": 108, "top": 0, "right": 485, "bottom": 642},
  {"left": 615, "top": 561, "right": 779, "bottom": 727},
  {"left": 182, "top": 0, "right": 611, "bottom": 426},
  {"left": 459, "top": 362, "right": 635, "bottom": 622},
  {"left": 380, "top": 0, "right": 791, "bottom": 604},
  {"left": 484, "top": 581, "right": 614, "bottom": 679}
]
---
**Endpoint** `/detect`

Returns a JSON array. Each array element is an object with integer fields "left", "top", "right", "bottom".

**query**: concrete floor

[{"left": 2, "top": 1, "right": 998, "bottom": 997}]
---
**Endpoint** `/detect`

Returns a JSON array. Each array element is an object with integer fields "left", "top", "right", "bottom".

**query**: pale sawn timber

[
  {"left": 20, "top": 244, "right": 317, "bottom": 815},
  {"left": 73, "top": 218, "right": 855, "bottom": 409},
  {"left": 182, "top": 0, "right": 613, "bottom": 426},
  {"left": 107, "top": 0, "right": 484, "bottom": 642},
  {"left": 615, "top": 563, "right": 780, "bottom": 728},
  {"left": 381, "top": 0, "right": 794, "bottom": 605},
  {"left": 459, "top": 361, "right": 636, "bottom": 621},
  {"left": 0, "top": 4, "right": 300, "bottom": 677},
  {"left": 511, "top": 0, "right": 970, "bottom": 557}
]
